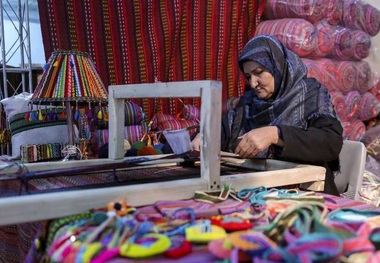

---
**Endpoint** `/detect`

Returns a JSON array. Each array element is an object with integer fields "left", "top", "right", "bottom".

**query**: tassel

[
  {"left": 97, "top": 109, "right": 103, "bottom": 120},
  {"left": 30, "top": 111, "right": 38, "bottom": 120},
  {"left": 87, "top": 102, "right": 93, "bottom": 118},
  {"left": 74, "top": 110, "right": 80, "bottom": 121},
  {"left": 38, "top": 109, "right": 44, "bottom": 121},
  {"left": 48, "top": 110, "right": 55, "bottom": 121},
  {"left": 74, "top": 101, "right": 80, "bottom": 121}
]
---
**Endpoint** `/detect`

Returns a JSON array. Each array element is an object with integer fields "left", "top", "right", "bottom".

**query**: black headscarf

[{"left": 237, "top": 35, "right": 337, "bottom": 131}]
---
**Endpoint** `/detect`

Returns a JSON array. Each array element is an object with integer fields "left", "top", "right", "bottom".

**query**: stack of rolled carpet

[{"left": 258, "top": 0, "right": 380, "bottom": 141}]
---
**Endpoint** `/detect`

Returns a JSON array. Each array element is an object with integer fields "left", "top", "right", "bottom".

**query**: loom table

[{"left": 0, "top": 81, "right": 326, "bottom": 226}]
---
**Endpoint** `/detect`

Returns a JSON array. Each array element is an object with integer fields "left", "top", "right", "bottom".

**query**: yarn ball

[
  {"left": 137, "top": 146, "right": 158, "bottom": 156},
  {"left": 131, "top": 141, "right": 147, "bottom": 150}
]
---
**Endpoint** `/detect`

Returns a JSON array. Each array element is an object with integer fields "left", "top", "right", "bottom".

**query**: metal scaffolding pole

[{"left": 0, "top": 0, "right": 33, "bottom": 99}]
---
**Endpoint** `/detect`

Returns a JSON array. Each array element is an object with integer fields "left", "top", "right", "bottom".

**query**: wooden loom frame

[{"left": 0, "top": 81, "right": 325, "bottom": 226}]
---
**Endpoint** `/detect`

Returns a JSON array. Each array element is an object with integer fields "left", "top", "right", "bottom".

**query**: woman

[{"left": 193, "top": 34, "right": 343, "bottom": 195}]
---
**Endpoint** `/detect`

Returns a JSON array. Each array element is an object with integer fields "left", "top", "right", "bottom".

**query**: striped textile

[
  {"left": 37, "top": 0, "right": 267, "bottom": 120},
  {"left": 20, "top": 143, "right": 64, "bottom": 163},
  {"left": 8, "top": 109, "right": 66, "bottom": 136}
]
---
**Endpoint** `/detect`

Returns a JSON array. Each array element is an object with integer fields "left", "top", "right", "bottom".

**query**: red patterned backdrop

[{"left": 37, "top": 0, "right": 266, "bottom": 119}]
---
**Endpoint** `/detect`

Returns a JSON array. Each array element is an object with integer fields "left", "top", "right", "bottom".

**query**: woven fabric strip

[
  {"left": 9, "top": 109, "right": 67, "bottom": 136},
  {"left": 20, "top": 143, "right": 63, "bottom": 163}
]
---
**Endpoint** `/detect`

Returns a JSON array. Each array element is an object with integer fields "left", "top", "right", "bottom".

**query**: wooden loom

[{"left": 0, "top": 81, "right": 325, "bottom": 226}]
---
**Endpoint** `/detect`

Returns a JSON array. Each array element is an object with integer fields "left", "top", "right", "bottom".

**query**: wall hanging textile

[{"left": 37, "top": 0, "right": 267, "bottom": 119}]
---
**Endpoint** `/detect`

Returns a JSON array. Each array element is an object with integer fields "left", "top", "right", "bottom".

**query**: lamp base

[{"left": 65, "top": 101, "right": 75, "bottom": 146}]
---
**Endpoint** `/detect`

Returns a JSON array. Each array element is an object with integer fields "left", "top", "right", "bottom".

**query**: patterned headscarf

[{"left": 237, "top": 34, "right": 337, "bottom": 130}]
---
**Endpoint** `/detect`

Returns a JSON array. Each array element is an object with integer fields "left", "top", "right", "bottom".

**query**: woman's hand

[
  {"left": 235, "top": 126, "right": 281, "bottom": 158},
  {"left": 191, "top": 133, "right": 201, "bottom": 151}
]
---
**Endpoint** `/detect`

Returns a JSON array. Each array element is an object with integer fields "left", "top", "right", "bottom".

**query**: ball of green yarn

[
  {"left": 131, "top": 141, "right": 146, "bottom": 150},
  {"left": 155, "top": 148, "right": 163, "bottom": 154}
]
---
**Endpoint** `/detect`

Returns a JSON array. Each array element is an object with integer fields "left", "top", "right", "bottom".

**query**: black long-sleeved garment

[{"left": 221, "top": 115, "right": 343, "bottom": 195}]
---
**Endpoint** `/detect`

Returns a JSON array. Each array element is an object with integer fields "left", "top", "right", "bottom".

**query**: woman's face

[{"left": 242, "top": 60, "right": 275, "bottom": 100}]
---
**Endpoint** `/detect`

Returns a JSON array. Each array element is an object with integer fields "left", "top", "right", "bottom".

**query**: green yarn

[
  {"left": 131, "top": 141, "right": 146, "bottom": 150},
  {"left": 154, "top": 149, "right": 163, "bottom": 154}
]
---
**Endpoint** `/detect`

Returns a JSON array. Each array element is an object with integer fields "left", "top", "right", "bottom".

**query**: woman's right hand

[{"left": 191, "top": 133, "right": 201, "bottom": 151}]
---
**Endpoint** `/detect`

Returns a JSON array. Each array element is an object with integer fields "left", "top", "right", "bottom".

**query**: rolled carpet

[
  {"left": 351, "top": 30, "right": 371, "bottom": 61},
  {"left": 330, "top": 26, "right": 354, "bottom": 61},
  {"left": 335, "top": 61, "right": 357, "bottom": 94},
  {"left": 355, "top": 60, "right": 372, "bottom": 94},
  {"left": 363, "top": 3, "right": 380, "bottom": 37},
  {"left": 342, "top": 0, "right": 380, "bottom": 37},
  {"left": 329, "top": 91, "right": 347, "bottom": 121},
  {"left": 347, "top": 119, "right": 366, "bottom": 141},
  {"left": 263, "top": 0, "right": 329, "bottom": 23},
  {"left": 309, "top": 20, "right": 334, "bottom": 58},
  {"left": 302, "top": 58, "right": 338, "bottom": 92},
  {"left": 326, "top": 0, "right": 343, "bottom": 25},
  {"left": 255, "top": 18, "right": 317, "bottom": 57},
  {"left": 358, "top": 92, "right": 380, "bottom": 121},
  {"left": 344, "top": 90, "right": 361, "bottom": 121}
]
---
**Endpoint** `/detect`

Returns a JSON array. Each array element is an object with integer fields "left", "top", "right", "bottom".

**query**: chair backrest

[{"left": 334, "top": 140, "right": 367, "bottom": 201}]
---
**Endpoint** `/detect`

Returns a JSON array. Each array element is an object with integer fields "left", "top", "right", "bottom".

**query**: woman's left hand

[{"left": 235, "top": 126, "right": 279, "bottom": 158}]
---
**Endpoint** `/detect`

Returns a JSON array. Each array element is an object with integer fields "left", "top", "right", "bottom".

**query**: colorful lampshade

[
  {"left": 32, "top": 50, "right": 108, "bottom": 103},
  {"left": 31, "top": 50, "right": 108, "bottom": 146}
]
